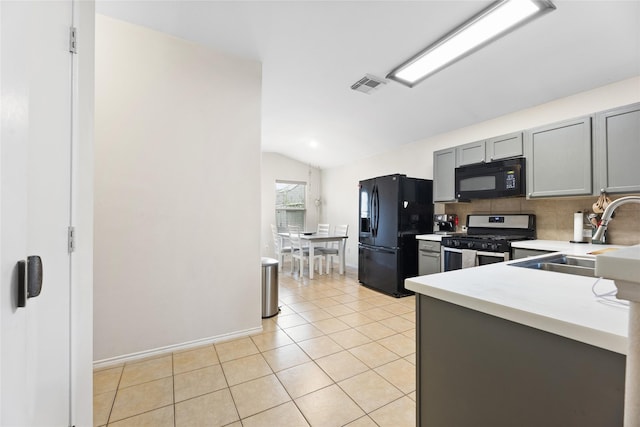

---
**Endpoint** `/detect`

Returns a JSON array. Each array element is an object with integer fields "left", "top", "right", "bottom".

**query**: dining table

[{"left": 279, "top": 232, "right": 348, "bottom": 279}]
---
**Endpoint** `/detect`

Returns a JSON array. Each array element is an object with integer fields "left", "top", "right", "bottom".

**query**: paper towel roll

[{"left": 573, "top": 212, "right": 584, "bottom": 242}]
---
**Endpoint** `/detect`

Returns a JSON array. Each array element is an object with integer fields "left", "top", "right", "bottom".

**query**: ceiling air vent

[{"left": 351, "top": 74, "right": 386, "bottom": 94}]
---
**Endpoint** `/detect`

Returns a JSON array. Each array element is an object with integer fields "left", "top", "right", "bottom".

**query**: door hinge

[
  {"left": 68, "top": 226, "right": 76, "bottom": 253},
  {"left": 69, "top": 26, "right": 77, "bottom": 54}
]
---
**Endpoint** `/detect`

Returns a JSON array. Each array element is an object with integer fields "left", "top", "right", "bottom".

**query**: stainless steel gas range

[{"left": 441, "top": 214, "right": 536, "bottom": 272}]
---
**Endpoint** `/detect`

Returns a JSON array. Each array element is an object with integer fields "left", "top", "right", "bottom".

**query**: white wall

[
  {"left": 322, "top": 76, "right": 640, "bottom": 267},
  {"left": 261, "top": 152, "right": 321, "bottom": 257},
  {"left": 94, "top": 16, "right": 262, "bottom": 362}
]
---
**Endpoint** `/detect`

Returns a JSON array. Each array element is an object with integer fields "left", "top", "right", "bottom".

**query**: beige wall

[
  {"left": 322, "top": 76, "right": 640, "bottom": 266},
  {"left": 261, "top": 153, "right": 321, "bottom": 257},
  {"left": 94, "top": 16, "right": 262, "bottom": 362}
]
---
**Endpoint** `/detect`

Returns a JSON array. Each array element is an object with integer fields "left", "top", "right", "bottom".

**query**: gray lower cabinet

[
  {"left": 525, "top": 116, "right": 593, "bottom": 198},
  {"left": 594, "top": 102, "right": 640, "bottom": 194},
  {"left": 456, "top": 140, "right": 486, "bottom": 166},
  {"left": 433, "top": 148, "right": 456, "bottom": 202},
  {"left": 418, "top": 240, "right": 441, "bottom": 275},
  {"left": 416, "top": 295, "right": 625, "bottom": 426},
  {"left": 486, "top": 131, "right": 523, "bottom": 161}
]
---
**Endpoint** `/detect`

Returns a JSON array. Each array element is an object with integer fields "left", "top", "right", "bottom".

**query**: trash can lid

[{"left": 261, "top": 257, "right": 278, "bottom": 266}]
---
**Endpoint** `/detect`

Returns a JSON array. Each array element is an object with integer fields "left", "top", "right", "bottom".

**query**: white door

[{"left": 1, "top": 1, "right": 74, "bottom": 425}]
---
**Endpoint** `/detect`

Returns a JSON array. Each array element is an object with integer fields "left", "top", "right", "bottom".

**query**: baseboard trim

[{"left": 93, "top": 326, "right": 263, "bottom": 370}]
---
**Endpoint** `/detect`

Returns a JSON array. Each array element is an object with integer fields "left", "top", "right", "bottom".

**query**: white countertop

[
  {"left": 416, "top": 233, "right": 466, "bottom": 242},
  {"left": 511, "top": 239, "right": 628, "bottom": 254},
  {"left": 405, "top": 252, "right": 629, "bottom": 354},
  {"left": 416, "top": 234, "right": 442, "bottom": 242}
]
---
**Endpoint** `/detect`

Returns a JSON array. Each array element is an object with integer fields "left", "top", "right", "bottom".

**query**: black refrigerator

[{"left": 358, "top": 174, "right": 433, "bottom": 297}]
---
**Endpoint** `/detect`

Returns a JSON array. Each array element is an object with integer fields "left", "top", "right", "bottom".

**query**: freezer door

[{"left": 358, "top": 245, "right": 410, "bottom": 297}]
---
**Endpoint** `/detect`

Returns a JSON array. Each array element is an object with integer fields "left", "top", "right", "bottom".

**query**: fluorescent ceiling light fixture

[{"left": 387, "top": 0, "right": 555, "bottom": 87}]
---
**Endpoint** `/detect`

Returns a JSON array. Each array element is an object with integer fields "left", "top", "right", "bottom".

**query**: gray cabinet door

[
  {"left": 594, "top": 102, "right": 640, "bottom": 194},
  {"left": 418, "top": 250, "right": 441, "bottom": 275},
  {"left": 486, "top": 132, "right": 523, "bottom": 161},
  {"left": 433, "top": 148, "right": 457, "bottom": 202},
  {"left": 456, "top": 140, "right": 486, "bottom": 166},
  {"left": 525, "top": 116, "right": 593, "bottom": 198}
]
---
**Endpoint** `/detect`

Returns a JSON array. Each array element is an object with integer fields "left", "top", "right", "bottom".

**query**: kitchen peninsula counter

[
  {"left": 406, "top": 256, "right": 627, "bottom": 426},
  {"left": 406, "top": 253, "right": 628, "bottom": 353}
]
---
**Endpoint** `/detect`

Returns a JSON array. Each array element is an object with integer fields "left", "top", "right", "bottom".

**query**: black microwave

[{"left": 455, "top": 157, "right": 525, "bottom": 200}]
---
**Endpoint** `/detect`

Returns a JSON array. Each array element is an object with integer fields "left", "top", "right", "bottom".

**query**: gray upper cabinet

[
  {"left": 594, "top": 102, "right": 640, "bottom": 194},
  {"left": 456, "top": 140, "right": 486, "bottom": 166},
  {"left": 486, "top": 132, "right": 523, "bottom": 161},
  {"left": 433, "top": 148, "right": 457, "bottom": 202},
  {"left": 525, "top": 116, "right": 593, "bottom": 198}
]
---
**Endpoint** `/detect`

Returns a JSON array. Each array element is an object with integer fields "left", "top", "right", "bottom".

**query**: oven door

[{"left": 442, "top": 247, "right": 508, "bottom": 272}]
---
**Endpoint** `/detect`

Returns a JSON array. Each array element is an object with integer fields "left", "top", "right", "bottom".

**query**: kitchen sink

[{"left": 509, "top": 254, "right": 596, "bottom": 277}]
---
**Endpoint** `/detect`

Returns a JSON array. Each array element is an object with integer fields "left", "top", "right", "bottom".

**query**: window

[{"left": 276, "top": 181, "right": 306, "bottom": 232}]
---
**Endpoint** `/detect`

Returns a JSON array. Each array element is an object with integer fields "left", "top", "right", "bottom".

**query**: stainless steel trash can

[{"left": 261, "top": 257, "right": 280, "bottom": 318}]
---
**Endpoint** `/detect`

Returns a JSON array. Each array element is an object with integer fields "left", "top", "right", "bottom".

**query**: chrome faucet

[{"left": 592, "top": 195, "right": 640, "bottom": 242}]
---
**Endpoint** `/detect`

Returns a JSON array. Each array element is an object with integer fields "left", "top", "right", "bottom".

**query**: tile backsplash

[{"left": 440, "top": 193, "right": 640, "bottom": 246}]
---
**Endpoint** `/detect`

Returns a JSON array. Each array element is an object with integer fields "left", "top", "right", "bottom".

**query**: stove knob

[
  {"left": 467, "top": 242, "right": 474, "bottom": 249},
  {"left": 481, "top": 243, "right": 488, "bottom": 250},
  {"left": 453, "top": 240, "right": 460, "bottom": 247},
  {"left": 491, "top": 243, "right": 498, "bottom": 251}
]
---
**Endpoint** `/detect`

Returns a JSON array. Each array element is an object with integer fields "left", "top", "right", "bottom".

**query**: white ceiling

[{"left": 96, "top": 1, "right": 640, "bottom": 169}]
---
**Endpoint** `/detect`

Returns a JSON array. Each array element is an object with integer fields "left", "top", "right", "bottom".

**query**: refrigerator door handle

[
  {"left": 368, "top": 185, "right": 374, "bottom": 236},
  {"left": 371, "top": 185, "right": 375, "bottom": 237},
  {"left": 376, "top": 186, "right": 380, "bottom": 236},
  {"left": 370, "top": 185, "right": 376, "bottom": 237},
  {"left": 373, "top": 185, "right": 380, "bottom": 237}
]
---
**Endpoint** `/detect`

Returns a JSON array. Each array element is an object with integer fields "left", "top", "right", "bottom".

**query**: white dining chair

[
  {"left": 271, "top": 224, "right": 292, "bottom": 271},
  {"left": 317, "top": 223, "right": 330, "bottom": 236},
  {"left": 289, "top": 228, "right": 323, "bottom": 278},
  {"left": 321, "top": 224, "right": 348, "bottom": 273},
  {"left": 314, "top": 223, "right": 331, "bottom": 273}
]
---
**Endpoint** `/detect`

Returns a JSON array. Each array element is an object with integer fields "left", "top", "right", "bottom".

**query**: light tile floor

[{"left": 94, "top": 266, "right": 417, "bottom": 426}]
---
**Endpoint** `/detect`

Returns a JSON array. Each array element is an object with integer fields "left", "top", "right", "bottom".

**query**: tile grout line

[
  {"left": 105, "top": 363, "right": 125, "bottom": 425},
  {"left": 215, "top": 343, "right": 243, "bottom": 424}
]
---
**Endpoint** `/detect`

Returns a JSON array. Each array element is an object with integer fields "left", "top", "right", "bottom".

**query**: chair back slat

[{"left": 317, "top": 223, "right": 330, "bottom": 236}]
